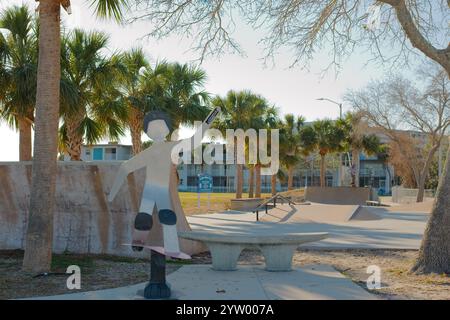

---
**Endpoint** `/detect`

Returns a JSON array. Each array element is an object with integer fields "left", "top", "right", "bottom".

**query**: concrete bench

[
  {"left": 366, "top": 200, "right": 381, "bottom": 206},
  {"left": 179, "top": 231, "right": 328, "bottom": 271}
]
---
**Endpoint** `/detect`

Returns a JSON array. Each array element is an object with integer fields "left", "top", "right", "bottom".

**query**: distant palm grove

[{"left": 0, "top": 5, "right": 385, "bottom": 200}]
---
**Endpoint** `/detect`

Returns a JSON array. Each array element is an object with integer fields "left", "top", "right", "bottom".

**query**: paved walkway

[
  {"left": 28, "top": 264, "right": 376, "bottom": 300},
  {"left": 25, "top": 202, "right": 428, "bottom": 300},
  {"left": 187, "top": 204, "right": 428, "bottom": 249}
]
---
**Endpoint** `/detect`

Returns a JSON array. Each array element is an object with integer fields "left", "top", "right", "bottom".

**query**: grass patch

[
  {"left": 167, "top": 258, "right": 193, "bottom": 265},
  {"left": 179, "top": 192, "right": 273, "bottom": 215},
  {"left": 51, "top": 253, "right": 95, "bottom": 272}
]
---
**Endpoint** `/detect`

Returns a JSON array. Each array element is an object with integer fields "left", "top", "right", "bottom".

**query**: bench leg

[
  {"left": 207, "top": 243, "right": 242, "bottom": 271},
  {"left": 259, "top": 244, "right": 297, "bottom": 271}
]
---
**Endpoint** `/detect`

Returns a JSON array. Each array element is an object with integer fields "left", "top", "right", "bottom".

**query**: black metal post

[{"left": 144, "top": 250, "right": 171, "bottom": 299}]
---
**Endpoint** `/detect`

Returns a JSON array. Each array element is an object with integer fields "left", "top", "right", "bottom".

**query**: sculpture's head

[{"left": 143, "top": 111, "right": 172, "bottom": 142}]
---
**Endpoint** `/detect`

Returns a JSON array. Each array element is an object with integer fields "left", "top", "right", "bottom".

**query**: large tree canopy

[{"left": 130, "top": 1, "right": 449, "bottom": 74}]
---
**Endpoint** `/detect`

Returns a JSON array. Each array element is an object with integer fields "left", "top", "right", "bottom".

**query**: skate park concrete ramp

[
  {"left": 304, "top": 187, "right": 372, "bottom": 205},
  {"left": 260, "top": 203, "right": 381, "bottom": 223}
]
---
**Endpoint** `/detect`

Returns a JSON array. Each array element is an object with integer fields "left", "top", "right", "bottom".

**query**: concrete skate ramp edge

[
  {"left": 305, "top": 204, "right": 382, "bottom": 222},
  {"left": 263, "top": 204, "right": 381, "bottom": 223},
  {"left": 304, "top": 187, "right": 370, "bottom": 205},
  {"left": 348, "top": 206, "right": 381, "bottom": 221}
]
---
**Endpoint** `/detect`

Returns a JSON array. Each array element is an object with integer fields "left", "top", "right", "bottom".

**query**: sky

[{"left": 0, "top": 0, "right": 412, "bottom": 161}]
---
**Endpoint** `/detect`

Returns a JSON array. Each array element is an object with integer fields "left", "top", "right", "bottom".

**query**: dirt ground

[
  {"left": 0, "top": 250, "right": 181, "bottom": 300},
  {"left": 1, "top": 248, "right": 448, "bottom": 300}
]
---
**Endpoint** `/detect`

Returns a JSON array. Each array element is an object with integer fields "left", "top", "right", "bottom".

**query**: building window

[
  {"left": 187, "top": 176, "right": 198, "bottom": 187},
  {"left": 104, "top": 148, "right": 117, "bottom": 160}
]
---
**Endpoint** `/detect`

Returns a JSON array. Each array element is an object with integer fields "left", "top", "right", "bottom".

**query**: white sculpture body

[{"left": 108, "top": 108, "right": 220, "bottom": 259}]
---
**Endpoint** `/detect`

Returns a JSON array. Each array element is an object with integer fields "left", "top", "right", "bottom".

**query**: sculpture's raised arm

[
  {"left": 107, "top": 151, "right": 148, "bottom": 202},
  {"left": 171, "top": 107, "right": 221, "bottom": 165},
  {"left": 190, "top": 106, "right": 221, "bottom": 148}
]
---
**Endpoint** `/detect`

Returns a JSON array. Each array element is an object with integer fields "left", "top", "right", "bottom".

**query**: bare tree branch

[{"left": 128, "top": 0, "right": 449, "bottom": 75}]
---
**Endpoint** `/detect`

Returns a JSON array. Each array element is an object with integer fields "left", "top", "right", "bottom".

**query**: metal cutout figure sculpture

[{"left": 108, "top": 107, "right": 220, "bottom": 299}]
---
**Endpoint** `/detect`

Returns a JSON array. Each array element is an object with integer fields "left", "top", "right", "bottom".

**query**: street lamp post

[
  {"left": 317, "top": 97, "right": 344, "bottom": 186},
  {"left": 316, "top": 97, "right": 343, "bottom": 119}
]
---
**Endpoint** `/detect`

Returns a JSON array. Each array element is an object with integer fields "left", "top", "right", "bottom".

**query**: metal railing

[{"left": 252, "top": 193, "right": 297, "bottom": 221}]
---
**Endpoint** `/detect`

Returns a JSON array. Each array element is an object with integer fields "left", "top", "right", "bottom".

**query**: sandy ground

[{"left": 1, "top": 248, "right": 448, "bottom": 300}]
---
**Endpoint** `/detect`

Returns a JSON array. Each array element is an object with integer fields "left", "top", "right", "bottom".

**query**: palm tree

[
  {"left": 119, "top": 48, "right": 150, "bottom": 155},
  {"left": 59, "top": 29, "right": 127, "bottom": 160},
  {"left": 123, "top": 60, "right": 210, "bottom": 154},
  {"left": 241, "top": 95, "right": 274, "bottom": 198},
  {"left": 337, "top": 112, "right": 382, "bottom": 187},
  {"left": 0, "top": 6, "right": 37, "bottom": 161},
  {"left": 23, "top": 0, "right": 128, "bottom": 273},
  {"left": 164, "top": 63, "right": 210, "bottom": 128},
  {"left": 299, "top": 119, "right": 345, "bottom": 187},
  {"left": 213, "top": 90, "right": 265, "bottom": 198},
  {"left": 279, "top": 114, "right": 305, "bottom": 190},
  {"left": 264, "top": 115, "right": 283, "bottom": 195}
]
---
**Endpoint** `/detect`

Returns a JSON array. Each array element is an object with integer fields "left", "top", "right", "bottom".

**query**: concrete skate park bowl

[
  {"left": 230, "top": 198, "right": 264, "bottom": 211},
  {"left": 0, "top": 162, "right": 203, "bottom": 256},
  {"left": 304, "top": 186, "right": 375, "bottom": 205}
]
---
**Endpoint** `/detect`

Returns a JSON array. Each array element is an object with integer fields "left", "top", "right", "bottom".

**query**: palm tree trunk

[
  {"left": 255, "top": 164, "right": 261, "bottom": 198},
  {"left": 320, "top": 154, "right": 326, "bottom": 187},
  {"left": 65, "top": 110, "right": 85, "bottom": 161},
  {"left": 23, "top": 0, "right": 60, "bottom": 273},
  {"left": 351, "top": 149, "right": 360, "bottom": 187},
  {"left": 236, "top": 164, "right": 243, "bottom": 199},
  {"left": 234, "top": 137, "right": 243, "bottom": 198},
  {"left": 129, "top": 107, "right": 144, "bottom": 155},
  {"left": 271, "top": 174, "right": 277, "bottom": 195},
  {"left": 18, "top": 117, "right": 32, "bottom": 161},
  {"left": 411, "top": 142, "right": 450, "bottom": 274},
  {"left": 248, "top": 165, "right": 254, "bottom": 198},
  {"left": 287, "top": 165, "right": 294, "bottom": 190}
]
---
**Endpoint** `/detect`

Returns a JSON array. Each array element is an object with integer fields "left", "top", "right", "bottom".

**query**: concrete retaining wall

[
  {"left": 0, "top": 161, "right": 203, "bottom": 257},
  {"left": 304, "top": 186, "right": 372, "bottom": 205}
]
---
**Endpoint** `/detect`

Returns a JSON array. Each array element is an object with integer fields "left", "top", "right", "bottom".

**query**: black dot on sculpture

[
  {"left": 134, "top": 212, "right": 153, "bottom": 231},
  {"left": 158, "top": 209, "right": 177, "bottom": 225}
]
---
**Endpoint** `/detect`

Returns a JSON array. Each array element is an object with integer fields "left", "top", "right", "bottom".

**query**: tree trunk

[
  {"left": 271, "top": 173, "right": 277, "bottom": 195},
  {"left": 234, "top": 137, "right": 243, "bottom": 199},
  {"left": 255, "top": 164, "right": 261, "bottom": 198},
  {"left": 416, "top": 144, "right": 440, "bottom": 202},
  {"left": 23, "top": 0, "right": 61, "bottom": 273},
  {"left": 129, "top": 107, "right": 144, "bottom": 155},
  {"left": 287, "top": 165, "right": 294, "bottom": 190},
  {"left": 351, "top": 148, "right": 360, "bottom": 187},
  {"left": 18, "top": 117, "right": 32, "bottom": 161},
  {"left": 65, "top": 110, "right": 85, "bottom": 161},
  {"left": 411, "top": 142, "right": 450, "bottom": 274},
  {"left": 236, "top": 164, "right": 243, "bottom": 199},
  {"left": 248, "top": 165, "right": 254, "bottom": 198},
  {"left": 320, "top": 154, "right": 326, "bottom": 187}
]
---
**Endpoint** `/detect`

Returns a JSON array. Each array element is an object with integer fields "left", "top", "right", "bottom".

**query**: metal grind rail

[{"left": 252, "top": 194, "right": 297, "bottom": 221}]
